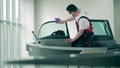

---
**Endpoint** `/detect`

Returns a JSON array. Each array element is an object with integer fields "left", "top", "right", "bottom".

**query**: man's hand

[{"left": 55, "top": 18, "right": 61, "bottom": 23}]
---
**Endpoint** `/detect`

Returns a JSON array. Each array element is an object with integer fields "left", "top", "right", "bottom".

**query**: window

[{"left": 0, "top": 0, "right": 21, "bottom": 68}]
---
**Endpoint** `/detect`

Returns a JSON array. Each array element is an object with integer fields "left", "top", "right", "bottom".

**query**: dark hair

[{"left": 66, "top": 4, "right": 78, "bottom": 13}]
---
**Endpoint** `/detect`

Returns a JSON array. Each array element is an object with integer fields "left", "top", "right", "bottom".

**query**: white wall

[
  {"left": 21, "top": 0, "right": 34, "bottom": 58},
  {"left": 34, "top": 0, "right": 114, "bottom": 38}
]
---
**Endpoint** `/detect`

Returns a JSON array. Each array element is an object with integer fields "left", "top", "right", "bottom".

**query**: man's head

[
  {"left": 66, "top": 4, "right": 78, "bottom": 14},
  {"left": 66, "top": 4, "right": 79, "bottom": 16}
]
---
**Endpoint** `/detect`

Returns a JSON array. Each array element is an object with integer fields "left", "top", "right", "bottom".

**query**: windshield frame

[
  {"left": 90, "top": 19, "right": 114, "bottom": 40},
  {"left": 37, "top": 21, "right": 70, "bottom": 39}
]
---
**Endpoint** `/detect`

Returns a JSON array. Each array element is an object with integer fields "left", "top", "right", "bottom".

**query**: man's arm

[
  {"left": 59, "top": 16, "right": 75, "bottom": 24},
  {"left": 66, "top": 30, "right": 84, "bottom": 43}
]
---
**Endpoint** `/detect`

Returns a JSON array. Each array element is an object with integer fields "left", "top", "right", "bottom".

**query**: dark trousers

[{"left": 71, "top": 32, "right": 94, "bottom": 47}]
